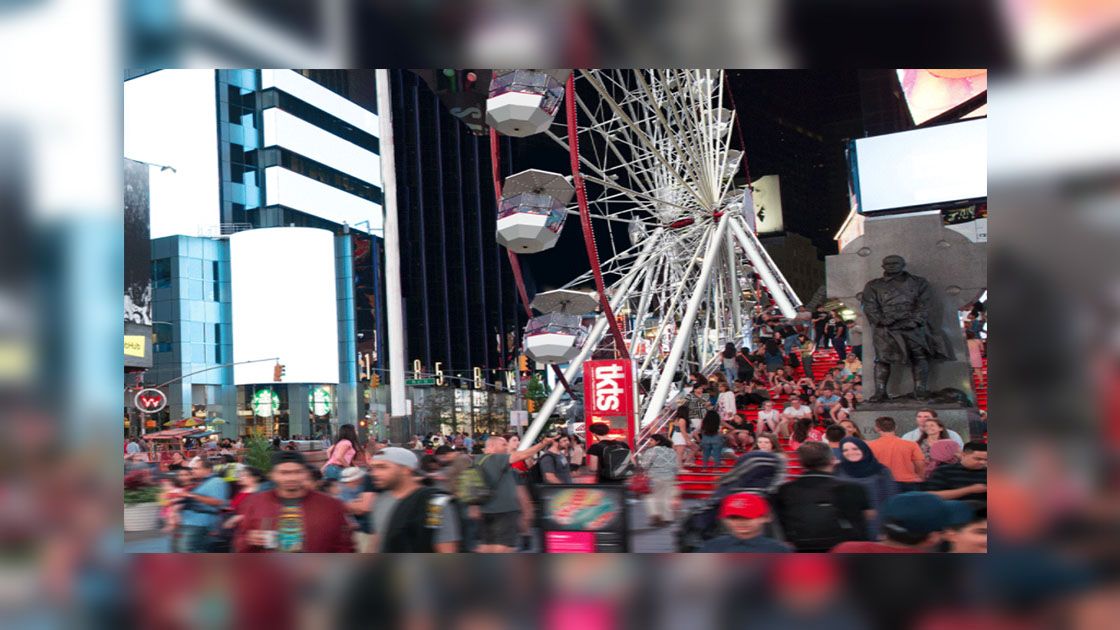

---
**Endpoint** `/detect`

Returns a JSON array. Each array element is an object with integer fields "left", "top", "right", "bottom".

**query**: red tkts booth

[{"left": 583, "top": 359, "right": 638, "bottom": 449}]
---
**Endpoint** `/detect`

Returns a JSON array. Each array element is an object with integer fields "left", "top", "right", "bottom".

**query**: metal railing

[
  {"left": 631, "top": 350, "right": 724, "bottom": 462},
  {"left": 199, "top": 223, "right": 253, "bottom": 239}
]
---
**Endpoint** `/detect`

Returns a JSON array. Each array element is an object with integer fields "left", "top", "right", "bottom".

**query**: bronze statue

[{"left": 861, "top": 255, "right": 951, "bottom": 402}]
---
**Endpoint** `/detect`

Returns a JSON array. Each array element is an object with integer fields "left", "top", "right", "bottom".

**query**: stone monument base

[{"left": 851, "top": 404, "right": 983, "bottom": 442}]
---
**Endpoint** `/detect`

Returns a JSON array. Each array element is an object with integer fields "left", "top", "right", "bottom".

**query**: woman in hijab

[
  {"left": 834, "top": 436, "right": 899, "bottom": 538},
  {"left": 924, "top": 439, "right": 962, "bottom": 479}
]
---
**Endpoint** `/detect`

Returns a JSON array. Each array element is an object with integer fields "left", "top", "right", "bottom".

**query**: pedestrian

[
  {"left": 368, "top": 447, "right": 459, "bottom": 553},
  {"left": 944, "top": 502, "right": 987, "bottom": 553},
  {"left": 832, "top": 492, "right": 965, "bottom": 553},
  {"left": 474, "top": 434, "right": 554, "bottom": 553},
  {"left": 735, "top": 346, "right": 755, "bottom": 383},
  {"left": 812, "top": 308, "right": 829, "bottom": 347},
  {"left": 586, "top": 423, "right": 631, "bottom": 483},
  {"left": 234, "top": 450, "right": 354, "bottom": 552},
  {"left": 173, "top": 457, "right": 229, "bottom": 553},
  {"left": 867, "top": 416, "right": 926, "bottom": 493},
  {"left": 126, "top": 437, "right": 142, "bottom": 455},
  {"left": 901, "top": 409, "right": 964, "bottom": 446},
  {"left": 167, "top": 451, "right": 188, "bottom": 472},
  {"left": 223, "top": 465, "right": 265, "bottom": 532},
  {"left": 721, "top": 342, "right": 738, "bottom": 385},
  {"left": 339, "top": 466, "right": 377, "bottom": 552},
  {"left": 832, "top": 316, "right": 848, "bottom": 361},
  {"left": 824, "top": 425, "right": 846, "bottom": 460},
  {"left": 755, "top": 399, "right": 780, "bottom": 435},
  {"left": 670, "top": 403, "right": 698, "bottom": 467},
  {"left": 538, "top": 434, "right": 573, "bottom": 484},
  {"left": 835, "top": 437, "right": 899, "bottom": 538},
  {"left": 698, "top": 410, "right": 724, "bottom": 471},
  {"left": 699, "top": 493, "right": 790, "bottom": 552},
  {"left": 773, "top": 442, "right": 870, "bottom": 552},
  {"left": 797, "top": 334, "right": 815, "bottom": 380},
  {"left": 924, "top": 439, "right": 962, "bottom": 479},
  {"left": 966, "top": 331, "right": 984, "bottom": 381},
  {"left": 637, "top": 434, "right": 679, "bottom": 527},
  {"left": 321, "top": 424, "right": 360, "bottom": 481},
  {"left": 923, "top": 441, "right": 987, "bottom": 503},
  {"left": 915, "top": 417, "right": 953, "bottom": 460},
  {"left": 848, "top": 322, "right": 863, "bottom": 360}
]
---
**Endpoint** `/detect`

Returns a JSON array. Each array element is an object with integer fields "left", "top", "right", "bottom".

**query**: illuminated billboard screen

[
  {"left": 853, "top": 118, "right": 986, "bottom": 215},
  {"left": 230, "top": 228, "right": 340, "bottom": 385},
  {"left": 123, "top": 70, "right": 220, "bottom": 239}
]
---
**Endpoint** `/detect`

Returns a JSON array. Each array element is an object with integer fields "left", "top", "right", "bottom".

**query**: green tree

[{"left": 243, "top": 435, "right": 274, "bottom": 471}]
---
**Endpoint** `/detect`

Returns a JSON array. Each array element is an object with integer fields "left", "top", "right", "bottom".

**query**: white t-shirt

[
  {"left": 756, "top": 409, "right": 781, "bottom": 431},
  {"left": 716, "top": 391, "right": 737, "bottom": 417},
  {"left": 782, "top": 405, "right": 813, "bottom": 420}
]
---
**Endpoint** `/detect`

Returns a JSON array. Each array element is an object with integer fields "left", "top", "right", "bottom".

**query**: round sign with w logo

[{"left": 133, "top": 388, "right": 168, "bottom": 414}]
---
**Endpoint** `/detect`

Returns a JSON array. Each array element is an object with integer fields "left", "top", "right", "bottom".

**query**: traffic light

[
  {"left": 371, "top": 374, "right": 380, "bottom": 388},
  {"left": 527, "top": 400, "right": 537, "bottom": 413},
  {"left": 519, "top": 355, "right": 528, "bottom": 372},
  {"left": 273, "top": 363, "right": 283, "bottom": 382}
]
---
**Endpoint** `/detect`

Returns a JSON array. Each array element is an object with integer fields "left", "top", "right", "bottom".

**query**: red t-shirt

[
  {"left": 831, "top": 541, "right": 930, "bottom": 554},
  {"left": 234, "top": 489, "right": 354, "bottom": 553}
]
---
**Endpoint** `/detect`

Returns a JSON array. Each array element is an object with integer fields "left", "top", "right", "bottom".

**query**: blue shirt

[
  {"left": 699, "top": 535, "right": 791, "bottom": 553},
  {"left": 179, "top": 475, "right": 229, "bottom": 528}
]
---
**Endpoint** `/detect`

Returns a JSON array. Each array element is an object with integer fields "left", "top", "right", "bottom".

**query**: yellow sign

[{"left": 124, "top": 335, "right": 146, "bottom": 358}]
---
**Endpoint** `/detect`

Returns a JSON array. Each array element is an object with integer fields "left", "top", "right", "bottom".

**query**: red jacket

[{"left": 233, "top": 489, "right": 354, "bottom": 553}]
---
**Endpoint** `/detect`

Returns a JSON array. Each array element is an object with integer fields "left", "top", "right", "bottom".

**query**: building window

[
  {"left": 212, "top": 262, "right": 221, "bottom": 301},
  {"left": 153, "top": 258, "right": 171, "bottom": 289},
  {"left": 253, "top": 146, "right": 383, "bottom": 205}
]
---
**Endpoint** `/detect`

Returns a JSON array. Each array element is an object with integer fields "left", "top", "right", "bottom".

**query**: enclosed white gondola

[
  {"left": 523, "top": 312, "right": 587, "bottom": 364},
  {"left": 486, "top": 69, "right": 571, "bottom": 137},
  {"left": 496, "top": 168, "right": 574, "bottom": 253}
]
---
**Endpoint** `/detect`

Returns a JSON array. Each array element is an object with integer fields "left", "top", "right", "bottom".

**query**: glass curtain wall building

[{"left": 125, "top": 69, "right": 383, "bottom": 439}]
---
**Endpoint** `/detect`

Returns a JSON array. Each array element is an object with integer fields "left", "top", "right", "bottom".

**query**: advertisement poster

[{"left": 538, "top": 485, "right": 628, "bottom": 553}]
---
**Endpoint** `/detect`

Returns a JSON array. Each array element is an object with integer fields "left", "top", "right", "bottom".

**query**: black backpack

[
  {"left": 778, "top": 477, "right": 863, "bottom": 552},
  {"left": 598, "top": 440, "right": 632, "bottom": 481}
]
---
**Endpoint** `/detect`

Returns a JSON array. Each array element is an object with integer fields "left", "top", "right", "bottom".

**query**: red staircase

[
  {"left": 973, "top": 357, "right": 988, "bottom": 411},
  {"left": 675, "top": 347, "right": 845, "bottom": 499}
]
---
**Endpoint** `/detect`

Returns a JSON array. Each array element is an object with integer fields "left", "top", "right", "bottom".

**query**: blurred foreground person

[
  {"left": 699, "top": 493, "right": 790, "bottom": 552},
  {"left": 944, "top": 502, "right": 987, "bottom": 553},
  {"left": 774, "top": 442, "right": 870, "bottom": 552},
  {"left": 831, "top": 492, "right": 969, "bottom": 553},
  {"left": 637, "top": 434, "right": 680, "bottom": 527},
  {"left": 234, "top": 451, "right": 354, "bottom": 552},
  {"left": 172, "top": 457, "right": 228, "bottom": 553},
  {"left": 369, "top": 447, "right": 459, "bottom": 553}
]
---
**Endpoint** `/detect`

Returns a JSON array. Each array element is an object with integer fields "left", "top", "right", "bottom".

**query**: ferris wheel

[{"left": 485, "top": 69, "right": 802, "bottom": 445}]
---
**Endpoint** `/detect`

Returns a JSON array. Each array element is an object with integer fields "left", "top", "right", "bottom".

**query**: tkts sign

[{"left": 583, "top": 359, "right": 636, "bottom": 448}]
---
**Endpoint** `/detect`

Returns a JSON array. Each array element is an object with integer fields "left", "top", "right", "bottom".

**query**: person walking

[
  {"left": 368, "top": 448, "right": 460, "bottom": 553},
  {"left": 698, "top": 410, "right": 725, "bottom": 471},
  {"left": 234, "top": 451, "right": 354, "bottom": 552},
  {"left": 172, "top": 457, "right": 230, "bottom": 553},
  {"left": 638, "top": 434, "right": 680, "bottom": 527},
  {"left": 721, "top": 342, "right": 739, "bottom": 385},
  {"left": 773, "top": 442, "right": 871, "bottom": 552}
]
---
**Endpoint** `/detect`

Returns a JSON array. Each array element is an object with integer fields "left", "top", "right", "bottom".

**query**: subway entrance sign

[{"left": 405, "top": 378, "right": 436, "bottom": 386}]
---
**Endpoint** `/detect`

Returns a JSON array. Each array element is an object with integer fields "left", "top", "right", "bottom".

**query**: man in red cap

[{"left": 699, "top": 492, "right": 791, "bottom": 553}]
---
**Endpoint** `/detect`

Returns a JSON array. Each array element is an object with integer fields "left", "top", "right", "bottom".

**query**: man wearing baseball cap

[
  {"left": 369, "top": 447, "right": 460, "bottom": 553},
  {"left": 832, "top": 492, "right": 970, "bottom": 553},
  {"left": 699, "top": 492, "right": 791, "bottom": 553}
]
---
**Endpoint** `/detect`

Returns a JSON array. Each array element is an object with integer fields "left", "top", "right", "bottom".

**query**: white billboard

[
  {"left": 230, "top": 228, "right": 340, "bottom": 385},
  {"left": 749, "top": 175, "right": 785, "bottom": 234},
  {"left": 853, "top": 118, "right": 987, "bottom": 214},
  {"left": 124, "top": 70, "right": 221, "bottom": 239}
]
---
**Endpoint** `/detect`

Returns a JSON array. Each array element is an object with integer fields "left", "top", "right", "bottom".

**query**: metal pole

[
  {"left": 727, "top": 214, "right": 800, "bottom": 319},
  {"left": 376, "top": 69, "right": 407, "bottom": 419},
  {"left": 518, "top": 228, "right": 663, "bottom": 450},
  {"left": 725, "top": 228, "right": 742, "bottom": 344},
  {"left": 640, "top": 215, "right": 730, "bottom": 429}
]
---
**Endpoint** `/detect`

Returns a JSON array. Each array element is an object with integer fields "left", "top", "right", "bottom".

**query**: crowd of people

[{"left": 130, "top": 301, "right": 986, "bottom": 553}]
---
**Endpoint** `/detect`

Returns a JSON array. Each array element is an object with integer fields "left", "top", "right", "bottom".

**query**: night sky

[{"left": 504, "top": 70, "right": 890, "bottom": 293}]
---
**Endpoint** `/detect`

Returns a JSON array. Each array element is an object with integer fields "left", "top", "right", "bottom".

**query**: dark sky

[{"left": 505, "top": 70, "right": 895, "bottom": 292}]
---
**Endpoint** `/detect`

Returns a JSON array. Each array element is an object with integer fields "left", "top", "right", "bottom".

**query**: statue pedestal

[{"left": 851, "top": 403, "right": 983, "bottom": 443}]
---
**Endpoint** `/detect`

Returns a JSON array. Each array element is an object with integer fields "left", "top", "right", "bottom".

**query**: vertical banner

[{"left": 583, "top": 359, "right": 637, "bottom": 449}]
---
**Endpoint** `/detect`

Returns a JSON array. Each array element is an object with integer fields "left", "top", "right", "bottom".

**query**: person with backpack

[
  {"left": 772, "top": 442, "right": 872, "bottom": 552},
  {"left": 537, "top": 434, "right": 573, "bottom": 484},
  {"left": 367, "top": 447, "right": 459, "bottom": 553},
  {"left": 457, "top": 434, "right": 554, "bottom": 553},
  {"left": 586, "top": 423, "right": 632, "bottom": 484}
]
